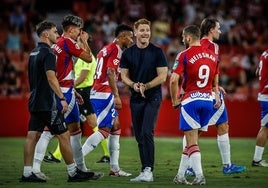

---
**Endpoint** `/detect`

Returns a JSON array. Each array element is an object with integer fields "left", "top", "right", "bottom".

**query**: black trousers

[{"left": 130, "top": 98, "right": 161, "bottom": 172}]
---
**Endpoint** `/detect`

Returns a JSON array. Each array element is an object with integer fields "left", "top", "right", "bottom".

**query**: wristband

[{"left": 60, "top": 97, "right": 66, "bottom": 101}]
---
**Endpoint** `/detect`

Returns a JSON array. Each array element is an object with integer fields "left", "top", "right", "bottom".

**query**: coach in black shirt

[{"left": 120, "top": 18, "right": 168, "bottom": 182}]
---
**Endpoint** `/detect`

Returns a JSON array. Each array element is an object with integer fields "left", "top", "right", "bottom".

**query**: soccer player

[
  {"left": 20, "top": 20, "right": 92, "bottom": 182},
  {"left": 120, "top": 18, "right": 168, "bottom": 182},
  {"left": 182, "top": 18, "right": 246, "bottom": 177},
  {"left": 252, "top": 48, "right": 268, "bottom": 167},
  {"left": 170, "top": 25, "right": 220, "bottom": 185},
  {"left": 44, "top": 37, "right": 110, "bottom": 164},
  {"left": 197, "top": 18, "right": 245, "bottom": 174},
  {"left": 82, "top": 24, "right": 133, "bottom": 177},
  {"left": 32, "top": 15, "right": 101, "bottom": 180}
]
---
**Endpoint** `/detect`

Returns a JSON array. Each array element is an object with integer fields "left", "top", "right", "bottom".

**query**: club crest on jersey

[
  {"left": 75, "top": 43, "right": 81, "bottom": 50},
  {"left": 113, "top": 59, "right": 120, "bottom": 66}
]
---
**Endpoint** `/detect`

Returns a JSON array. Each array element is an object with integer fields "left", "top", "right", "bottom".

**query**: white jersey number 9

[{"left": 197, "top": 65, "right": 210, "bottom": 88}]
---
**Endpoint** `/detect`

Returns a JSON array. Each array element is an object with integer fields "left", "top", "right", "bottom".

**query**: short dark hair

[
  {"left": 200, "top": 18, "right": 219, "bottom": 37},
  {"left": 114, "top": 24, "right": 133, "bottom": 37},
  {"left": 62, "top": 14, "right": 84, "bottom": 31},
  {"left": 36, "top": 21, "right": 56, "bottom": 37},
  {"left": 183, "top": 25, "right": 201, "bottom": 40}
]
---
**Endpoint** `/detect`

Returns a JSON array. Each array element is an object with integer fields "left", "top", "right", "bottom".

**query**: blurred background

[
  {"left": 0, "top": 0, "right": 267, "bottom": 137},
  {"left": 1, "top": 0, "right": 268, "bottom": 99}
]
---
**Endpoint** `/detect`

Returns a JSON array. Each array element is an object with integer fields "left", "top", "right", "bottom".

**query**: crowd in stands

[{"left": 0, "top": 0, "right": 267, "bottom": 100}]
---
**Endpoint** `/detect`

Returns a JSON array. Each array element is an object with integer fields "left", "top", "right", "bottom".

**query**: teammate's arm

[
  {"left": 46, "top": 70, "right": 68, "bottom": 113},
  {"left": 107, "top": 67, "right": 122, "bottom": 110},
  {"left": 74, "top": 69, "right": 89, "bottom": 87},
  {"left": 169, "top": 72, "right": 181, "bottom": 109},
  {"left": 213, "top": 73, "right": 221, "bottom": 109},
  {"left": 78, "top": 31, "right": 92, "bottom": 63}
]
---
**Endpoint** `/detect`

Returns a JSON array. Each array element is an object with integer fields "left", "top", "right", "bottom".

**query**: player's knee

[
  {"left": 111, "top": 128, "right": 121, "bottom": 135},
  {"left": 41, "top": 131, "right": 54, "bottom": 140},
  {"left": 57, "top": 132, "right": 70, "bottom": 143},
  {"left": 68, "top": 123, "right": 82, "bottom": 134},
  {"left": 217, "top": 122, "right": 228, "bottom": 135}
]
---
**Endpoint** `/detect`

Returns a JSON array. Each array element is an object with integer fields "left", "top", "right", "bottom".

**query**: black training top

[
  {"left": 28, "top": 42, "right": 57, "bottom": 112},
  {"left": 120, "top": 43, "right": 167, "bottom": 101}
]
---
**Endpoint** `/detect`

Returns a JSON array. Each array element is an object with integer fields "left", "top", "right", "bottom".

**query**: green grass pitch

[{"left": 0, "top": 137, "right": 267, "bottom": 188}]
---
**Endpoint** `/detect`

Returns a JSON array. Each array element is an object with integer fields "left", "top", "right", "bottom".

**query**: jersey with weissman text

[
  {"left": 93, "top": 42, "right": 122, "bottom": 93},
  {"left": 51, "top": 36, "right": 83, "bottom": 89},
  {"left": 173, "top": 46, "right": 218, "bottom": 99},
  {"left": 257, "top": 49, "right": 268, "bottom": 101}
]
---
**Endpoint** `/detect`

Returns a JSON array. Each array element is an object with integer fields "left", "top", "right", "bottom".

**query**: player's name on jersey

[
  {"left": 189, "top": 53, "right": 216, "bottom": 64},
  {"left": 51, "top": 44, "right": 62, "bottom": 53}
]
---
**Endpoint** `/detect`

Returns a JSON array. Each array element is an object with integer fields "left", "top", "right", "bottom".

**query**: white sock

[
  {"left": 109, "top": 134, "right": 120, "bottom": 171},
  {"left": 177, "top": 153, "right": 189, "bottom": 178},
  {"left": 82, "top": 131, "right": 104, "bottom": 156},
  {"left": 67, "top": 163, "right": 77, "bottom": 177},
  {"left": 70, "top": 132, "right": 87, "bottom": 172},
  {"left": 32, "top": 131, "right": 53, "bottom": 173},
  {"left": 23, "top": 166, "right": 32, "bottom": 177},
  {"left": 189, "top": 145, "right": 203, "bottom": 178},
  {"left": 217, "top": 133, "right": 231, "bottom": 166},
  {"left": 253, "top": 145, "right": 264, "bottom": 162},
  {"left": 182, "top": 135, "right": 187, "bottom": 149}
]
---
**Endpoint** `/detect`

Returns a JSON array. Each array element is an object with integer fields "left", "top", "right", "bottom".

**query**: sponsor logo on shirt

[{"left": 190, "top": 91, "right": 211, "bottom": 99}]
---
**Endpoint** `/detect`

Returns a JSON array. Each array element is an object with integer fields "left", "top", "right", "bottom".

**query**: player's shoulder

[
  {"left": 108, "top": 42, "right": 120, "bottom": 53},
  {"left": 58, "top": 36, "right": 78, "bottom": 48},
  {"left": 38, "top": 44, "right": 54, "bottom": 56},
  {"left": 176, "top": 50, "right": 186, "bottom": 60},
  {"left": 260, "top": 49, "right": 268, "bottom": 59},
  {"left": 201, "top": 38, "right": 219, "bottom": 53},
  {"left": 98, "top": 42, "right": 118, "bottom": 57},
  {"left": 148, "top": 43, "right": 163, "bottom": 51},
  {"left": 122, "top": 44, "right": 135, "bottom": 54}
]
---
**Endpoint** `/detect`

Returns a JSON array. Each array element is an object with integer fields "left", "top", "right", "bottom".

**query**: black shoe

[
  {"left": 88, "top": 172, "right": 104, "bottom": 180},
  {"left": 20, "top": 172, "right": 46, "bottom": 183},
  {"left": 67, "top": 168, "right": 91, "bottom": 182},
  {"left": 78, "top": 169, "right": 104, "bottom": 180},
  {"left": 43, "top": 152, "right": 61, "bottom": 163},
  {"left": 96, "top": 155, "right": 110, "bottom": 163}
]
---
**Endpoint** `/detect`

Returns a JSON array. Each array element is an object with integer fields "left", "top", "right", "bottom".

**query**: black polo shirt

[{"left": 28, "top": 42, "right": 57, "bottom": 112}]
